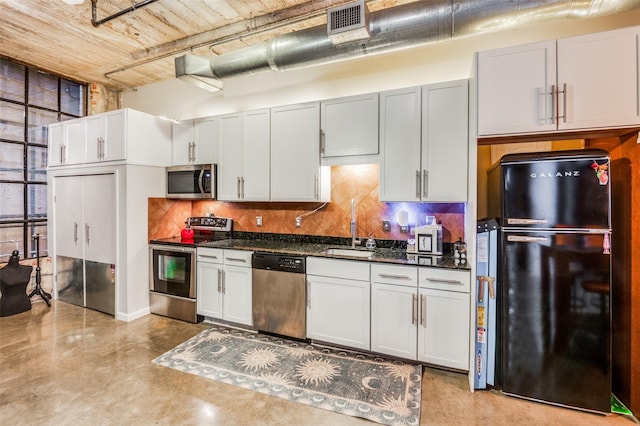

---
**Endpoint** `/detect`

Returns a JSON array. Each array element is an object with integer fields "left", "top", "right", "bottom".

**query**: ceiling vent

[{"left": 327, "top": 0, "right": 370, "bottom": 45}]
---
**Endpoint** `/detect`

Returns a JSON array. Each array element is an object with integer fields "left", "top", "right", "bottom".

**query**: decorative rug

[{"left": 153, "top": 326, "right": 422, "bottom": 426}]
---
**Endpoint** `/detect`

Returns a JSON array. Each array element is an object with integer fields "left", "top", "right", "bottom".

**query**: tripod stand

[{"left": 28, "top": 234, "right": 51, "bottom": 307}]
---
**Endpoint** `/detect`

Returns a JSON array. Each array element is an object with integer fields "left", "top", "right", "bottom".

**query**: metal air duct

[{"left": 176, "top": 0, "right": 640, "bottom": 84}]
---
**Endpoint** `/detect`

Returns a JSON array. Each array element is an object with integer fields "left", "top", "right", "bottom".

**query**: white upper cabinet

[
  {"left": 217, "top": 113, "right": 243, "bottom": 200},
  {"left": 320, "top": 92, "right": 379, "bottom": 165},
  {"left": 85, "top": 110, "right": 125, "bottom": 163},
  {"left": 421, "top": 80, "right": 468, "bottom": 202},
  {"left": 49, "top": 120, "right": 85, "bottom": 167},
  {"left": 270, "top": 102, "right": 330, "bottom": 202},
  {"left": 557, "top": 26, "right": 640, "bottom": 130},
  {"left": 48, "top": 108, "right": 172, "bottom": 168},
  {"left": 172, "top": 116, "right": 218, "bottom": 165},
  {"left": 477, "top": 40, "right": 556, "bottom": 136},
  {"left": 380, "top": 80, "right": 469, "bottom": 202},
  {"left": 217, "top": 109, "right": 270, "bottom": 201},
  {"left": 478, "top": 25, "right": 640, "bottom": 136},
  {"left": 47, "top": 122, "right": 66, "bottom": 167},
  {"left": 379, "top": 86, "right": 422, "bottom": 202}
]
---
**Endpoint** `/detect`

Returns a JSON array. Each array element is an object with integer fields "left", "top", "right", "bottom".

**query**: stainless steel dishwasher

[{"left": 252, "top": 252, "right": 306, "bottom": 339}]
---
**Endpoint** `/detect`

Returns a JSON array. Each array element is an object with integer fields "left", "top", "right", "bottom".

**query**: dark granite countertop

[
  {"left": 150, "top": 232, "right": 470, "bottom": 271},
  {"left": 194, "top": 233, "right": 470, "bottom": 271}
]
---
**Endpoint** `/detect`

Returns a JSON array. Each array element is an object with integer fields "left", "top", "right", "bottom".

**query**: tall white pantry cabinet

[{"left": 47, "top": 108, "right": 172, "bottom": 321}]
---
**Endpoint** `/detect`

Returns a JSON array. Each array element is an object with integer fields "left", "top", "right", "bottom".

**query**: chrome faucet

[{"left": 350, "top": 198, "right": 357, "bottom": 248}]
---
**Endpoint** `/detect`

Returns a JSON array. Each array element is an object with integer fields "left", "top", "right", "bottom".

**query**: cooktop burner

[{"left": 150, "top": 216, "right": 233, "bottom": 247}]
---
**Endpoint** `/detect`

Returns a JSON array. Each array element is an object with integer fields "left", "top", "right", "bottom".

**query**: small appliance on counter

[
  {"left": 412, "top": 219, "right": 443, "bottom": 255},
  {"left": 149, "top": 216, "right": 232, "bottom": 323}
]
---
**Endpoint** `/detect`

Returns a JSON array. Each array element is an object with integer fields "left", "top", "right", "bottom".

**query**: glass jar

[{"left": 454, "top": 238, "right": 467, "bottom": 264}]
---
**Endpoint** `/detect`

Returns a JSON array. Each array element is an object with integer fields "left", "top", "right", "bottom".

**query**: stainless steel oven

[
  {"left": 149, "top": 244, "right": 200, "bottom": 323},
  {"left": 149, "top": 216, "right": 233, "bottom": 323}
]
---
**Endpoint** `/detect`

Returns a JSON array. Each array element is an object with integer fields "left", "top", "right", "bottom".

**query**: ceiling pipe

[
  {"left": 176, "top": 0, "right": 640, "bottom": 84},
  {"left": 91, "top": 0, "right": 159, "bottom": 27}
]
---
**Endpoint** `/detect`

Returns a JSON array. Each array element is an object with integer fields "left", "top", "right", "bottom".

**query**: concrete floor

[{"left": 0, "top": 301, "right": 636, "bottom": 426}]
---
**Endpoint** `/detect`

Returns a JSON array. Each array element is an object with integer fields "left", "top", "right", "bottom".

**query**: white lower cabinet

[
  {"left": 417, "top": 288, "right": 469, "bottom": 369},
  {"left": 371, "top": 264, "right": 471, "bottom": 371},
  {"left": 418, "top": 267, "right": 470, "bottom": 370},
  {"left": 196, "top": 248, "right": 223, "bottom": 318},
  {"left": 306, "top": 257, "right": 370, "bottom": 350},
  {"left": 371, "top": 264, "right": 418, "bottom": 359},
  {"left": 197, "top": 248, "right": 252, "bottom": 326}
]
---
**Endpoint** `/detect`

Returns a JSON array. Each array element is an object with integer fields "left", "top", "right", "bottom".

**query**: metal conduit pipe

[
  {"left": 91, "top": 0, "right": 160, "bottom": 27},
  {"left": 176, "top": 0, "right": 640, "bottom": 84}
]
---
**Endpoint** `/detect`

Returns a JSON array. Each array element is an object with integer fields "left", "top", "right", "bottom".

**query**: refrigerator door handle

[
  {"left": 487, "top": 276, "right": 496, "bottom": 299},
  {"left": 477, "top": 276, "right": 486, "bottom": 303},
  {"left": 506, "top": 218, "right": 548, "bottom": 225},
  {"left": 507, "top": 235, "right": 549, "bottom": 243}
]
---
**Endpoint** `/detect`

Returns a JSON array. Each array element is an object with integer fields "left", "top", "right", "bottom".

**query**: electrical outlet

[
  {"left": 382, "top": 220, "right": 390, "bottom": 232},
  {"left": 295, "top": 217, "right": 302, "bottom": 228},
  {"left": 256, "top": 216, "right": 262, "bottom": 227}
]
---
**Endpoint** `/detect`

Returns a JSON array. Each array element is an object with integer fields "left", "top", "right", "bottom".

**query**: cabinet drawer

[
  {"left": 197, "top": 247, "right": 224, "bottom": 263},
  {"left": 418, "top": 267, "right": 470, "bottom": 293},
  {"left": 307, "top": 257, "right": 370, "bottom": 281},
  {"left": 371, "top": 264, "right": 417, "bottom": 286},
  {"left": 223, "top": 249, "right": 252, "bottom": 267}
]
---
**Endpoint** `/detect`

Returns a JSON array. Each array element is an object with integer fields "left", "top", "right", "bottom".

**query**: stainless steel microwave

[{"left": 166, "top": 164, "right": 217, "bottom": 199}]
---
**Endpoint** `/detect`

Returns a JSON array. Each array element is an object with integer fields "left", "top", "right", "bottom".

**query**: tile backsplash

[{"left": 148, "top": 164, "right": 465, "bottom": 243}]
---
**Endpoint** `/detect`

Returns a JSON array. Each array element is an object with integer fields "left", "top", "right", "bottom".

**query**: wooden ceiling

[{"left": 0, "top": 0, "right": 413, "bottom": 90}]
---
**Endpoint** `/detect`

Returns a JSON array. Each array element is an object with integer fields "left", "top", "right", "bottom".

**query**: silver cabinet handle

[
  {"left": 199, "top": 254, "right": 219, "bottom": 260},
  {"left": 224, "top": 257, "right": 246, "bottom": 263},
  {"left": 221, "top": 269, "right": 225, "bottom": 294},
  {"left": 558, "top": 82, "right": 567, "bottom": 123},
  {"left": 188, "top": 142, "right": 195, "bottom": 162},
  {"left": 217, "top": 269, "right": 222, "bottom": 293},
  {"left": 307, "top": 280, "right": 311, "bottom": 308},
  {"left": 415, "top": 170, "right": 420, "bottom": 199},
  {"left": 425, "top": 278, "right": 464, "bottom": 285},
  {"left": 97, "top": 137, "right": 101, "bottom": 159},
  {"left": 411, "top": 293, "right": 417, "bottom": 325},
  {"left": 237, "top": 177, "right": 241, "bottom": 199},
  {"left": 241, "top": 176, "right": 245, "bottom": 199},
  {"left": 378, "top": 274, "right": 412, "bottom": 280},
  {"left": 320, "top": 129, "right": 325, "bottom": 156},
  {"left": 550, "top": 84, "right": 556, "bottom": 124},
  {"left": 73, "top": 222, "right": 78, "bottom": 243},
  {"left": 85, "top": 224, "right": 90, "bottom": 244},
  {"left": 314, "top": 174, "right": 318, "bottom": 199},
  {"left": 422, "top": 170, "right": 428, "bottom": 199},
  {"left": 420, "top": 294, "right": 426, "bottom": 328}
]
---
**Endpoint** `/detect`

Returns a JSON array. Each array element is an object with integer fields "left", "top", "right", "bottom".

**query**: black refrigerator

[{"left": 489, "top": 149, "right": 612, "bottom": 413}]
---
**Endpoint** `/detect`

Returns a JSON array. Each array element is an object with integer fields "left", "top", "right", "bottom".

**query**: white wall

[{"left": 123, "top": 8, "right": 640, "bottom": 120}]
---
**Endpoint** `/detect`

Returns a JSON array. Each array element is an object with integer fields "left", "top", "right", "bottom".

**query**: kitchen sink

[{"left": 321, "top": 248, "right": 375, "bottom": 258}]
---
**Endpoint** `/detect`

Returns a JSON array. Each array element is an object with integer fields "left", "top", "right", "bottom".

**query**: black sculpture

[{"left": 0, "top": 250, "right": 33, "bottom": 316}]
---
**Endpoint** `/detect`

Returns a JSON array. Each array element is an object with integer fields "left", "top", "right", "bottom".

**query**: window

[{"left": 0, "top": 56, "right": 86, "bottom": 261}]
